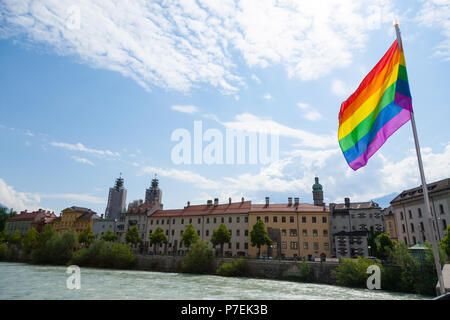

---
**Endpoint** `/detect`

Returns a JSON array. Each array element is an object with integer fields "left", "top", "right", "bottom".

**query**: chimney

[
  {"left": 229, "top": 197, "right": 232, "bottom": 204},
  {"left": 241, "top": 197, "right": 244, "bottom": 203},
  {"left": 207, "top": 200, "right": 213, "bottom": 206},
  {"left": 288, "top": 197, "right": 292, "bottom": 206},
  {"left": 294, "top": 197, "right": 299, "bottom": 207},
  {"left": 265, "top": 197, "right": 269, "bottom": 206},
  {"left": 187, "top": 201, "right": 190, "bottom": 207},
  {"left": 345, "top": 197, "right": 350, "bottom": 208},
  {"left": 214, "top": 198, "right": 219, "bottom": 206}
]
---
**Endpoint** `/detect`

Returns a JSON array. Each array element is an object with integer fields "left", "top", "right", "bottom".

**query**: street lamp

[{"left": 368, "top": 245, "right": 371, "bottom": 257}]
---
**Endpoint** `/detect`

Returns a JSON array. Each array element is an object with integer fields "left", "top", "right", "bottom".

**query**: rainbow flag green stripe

[{"left": 338, "top": 40, "right": 412, "bottom": 170}]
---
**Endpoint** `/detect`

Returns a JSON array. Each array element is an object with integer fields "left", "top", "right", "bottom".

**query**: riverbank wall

[{"left": 134, "top": 254, "right": 339, "bottom": 284}]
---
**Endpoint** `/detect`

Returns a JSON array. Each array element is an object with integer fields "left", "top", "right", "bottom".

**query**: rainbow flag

[{"left": 338, "top": 39, "right": 412, "bottom": 170}]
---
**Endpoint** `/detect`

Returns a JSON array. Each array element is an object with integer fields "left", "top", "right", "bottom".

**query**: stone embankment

[{"left": 135, "top": 254, "right": 339, "bottom": 284}]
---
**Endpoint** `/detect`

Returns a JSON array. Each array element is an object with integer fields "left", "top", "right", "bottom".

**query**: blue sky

[{"left": 0, "top": 0, "right": 449, "bottom": 215}]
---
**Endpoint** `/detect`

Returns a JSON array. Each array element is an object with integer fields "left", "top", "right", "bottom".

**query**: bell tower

[{"left": 312, "top": 177, "right": 324, "bottom": 206}]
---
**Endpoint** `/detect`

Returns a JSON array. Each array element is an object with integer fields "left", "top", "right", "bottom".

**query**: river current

[{"left": 0, "top": 262, "right": 430, "bottom": 300}]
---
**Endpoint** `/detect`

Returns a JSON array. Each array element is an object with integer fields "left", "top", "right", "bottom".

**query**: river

[{"left": 0, "top": 262, "right": 430, "bottom": 300}]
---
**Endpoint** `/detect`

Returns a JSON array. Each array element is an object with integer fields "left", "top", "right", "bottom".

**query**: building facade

[
  {"left": 104, "top": 175, "right": 127, "bottom": 220},
  {"left": 92, "top": 218, "right": 117, "bottom": 238},
  {"left": 120, "top": 177, "right": 163, "bottom": 246},
  {"left": 390, "top": 178, "right": 450, "bottom": 246},
  {"left": 5, "top": 209, "right": 55, "bottom": 235},
  {"left": 52, "top": 206, "right": 100, "bottom": 234},
  {"left": 330, "top": 198, "right": 383, "bottom": 258},
  {"left": 148, "top": 198, "right": 251, "bottom": 256},
  {"left": 333, "top": 231, "right": 369, "bottom": 258},
  {"left": 249, "top": 197, "right": 331, "bottom": 260},
  {"left": 382, "top": 206, "right": 398, "bottom": 241}
]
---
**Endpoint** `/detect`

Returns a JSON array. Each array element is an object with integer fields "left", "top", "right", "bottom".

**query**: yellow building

[
  {"left": 52, "top": 206, "right": 100, "bottom": 234},
  {"left": 248, "top": 197, "right": 331, "bottom": 261},
  {"left": 382, "top": 206, "right": 398, "bottom": 241}
]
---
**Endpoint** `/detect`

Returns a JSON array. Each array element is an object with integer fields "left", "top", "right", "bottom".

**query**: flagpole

[{"left": 394, "top": 22, "right": 445, "bottom": 296}]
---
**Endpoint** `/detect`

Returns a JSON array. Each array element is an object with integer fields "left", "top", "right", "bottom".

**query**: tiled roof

[
  {"left": 69, "top": 206, "right": 95, "bottom": 213},
  {"left": 390, "top": 178, "right": 450, "bottom": 204},
  {"left": 78, "top": 212, "right": 101, "bottom": 220},
  {"left": 8, "top": 209, "right": 53, "bottom": 221},
  {"left": 8, "top": 212, "right": 41, "bottom": 221},
  {"left": 151, "top": 201, "right": 252, "bottom": 217},
  {"left": 332, "top": 201, "right": 379, "bottom": 210},
  {"left": 127, "top": 201, "right": 153, "bottom": 215},
  {"left": 250, "top": 203, "right": 329, "bottom": 213}
]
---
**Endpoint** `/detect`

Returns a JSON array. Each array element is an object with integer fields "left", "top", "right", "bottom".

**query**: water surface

[{"left": 0, "top": 262, "right": 429, "bottom": 300}]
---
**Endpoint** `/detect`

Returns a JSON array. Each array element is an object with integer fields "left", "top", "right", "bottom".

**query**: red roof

[
  {"left": 151, "top": 201, "right": 252, "bottom": 217},
  {"left": 8, "top": 211, "right": 46, "bottom": 221},
  {"left": 250, "top": 203, "right": 329, "bottom": 213}
]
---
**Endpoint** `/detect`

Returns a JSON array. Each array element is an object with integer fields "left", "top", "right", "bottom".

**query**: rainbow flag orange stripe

[{"left": 338, "top": 39, "right": 412, "bottom": 170}]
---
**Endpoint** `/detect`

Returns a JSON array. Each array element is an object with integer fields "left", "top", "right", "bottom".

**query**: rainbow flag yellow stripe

[{"left": 338, "top": 40, "right": 412, "bottom": 170}]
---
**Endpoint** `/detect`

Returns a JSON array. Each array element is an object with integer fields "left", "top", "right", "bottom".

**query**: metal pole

[{"left": 394, "top": 22, "right": 445, "bottom": 295}]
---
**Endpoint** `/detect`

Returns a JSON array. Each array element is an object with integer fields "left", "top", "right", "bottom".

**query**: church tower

[
  {"left": 312, "top": 177, "right": 324, "bottom": 206},
  {"left": 145, "top": 175, "right": 162, "bottom": 205},
  {"left": 105, "top": 174, "right": 127, "bottom": 220}
]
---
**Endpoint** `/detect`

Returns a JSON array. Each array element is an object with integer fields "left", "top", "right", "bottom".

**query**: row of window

[
  {"left": 281, "top": 241, "right": 329, "bottom": 251},
  {"left": 400, "top": 204, "right": 446, "bottom": 221},
  {"left": 401, "top": 219, "right": 447, "bottom": 234},
  {"left": 257, "top": 216, "right": 327, "bottom": 224},
  {"left": 350, "top": 213, "right": 381, "bottom": 219},
  {"left": 148, "top": 228, "right": 330, "bottom": 238},
  {"left": 150, "top": 216, "right": 248, "bottom": 226}
]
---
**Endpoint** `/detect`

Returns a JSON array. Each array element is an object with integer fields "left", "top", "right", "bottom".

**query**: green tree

[
  {"left": 333, "top": 257, "right": 382, "bottom": 288},
  {"left": 125, "top": 225, "right": 142, "bottom": 246},
  {"left": 71, "top": 239, "right": 136, "bottom": 269},
  {"left": 0, "top": 230, "right": 6, "bottom": 243},
  {"left": 22, "top": 227, "right": 39, "bottom": 255},
  {"left": 217, "top": 258, "right": 249, "bottom": 277},
  {"left": 440, "top": 225, "right": 450, "bottom": 260},
  {"left": 78, "top": 226, "right": 97, "bottom": 247},
  {"left": 180, "top": 223, "right": 199, "bottom": 250},
  {"left": 7, "top": 230, "right": 21, "bottom": 246},
  {"left": 367, "top": 229, "right": 382, "bottom": 257},
  {"left": 181, "top": 240, "right": 215, "bottom": 274},
  {"left": 250, "top": 219, "right": 272, "bottom": 256},
  {"left": 0, "top": 207, "right": 17, "bottom": 232},
  {"left": 210, "top": 223, "right": 231, "bottom": 257},
  {"left": 389, "top": 242, "right": 418, "bottom": 292},
  {"left": 376, "top": 233, "right": 395, "bottom": 260},
  {"left": 101, "top": 229, "right": 118, "bottom": 242},
  {"left": 149, "top": 227, "right": 168, "bottom": 254}
]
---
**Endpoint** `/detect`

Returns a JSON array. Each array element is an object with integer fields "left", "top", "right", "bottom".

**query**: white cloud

[
  {"left": 0, "top": 178, "right": 42, "bottom": 211},
  {"left": 222, "top": 113, "right": 336, "bottom": 148},
  {"left": 171, "top": 105, "right": 199, "bottom": 114},
  {"left": 379, "top": 143, "right": 450, "bottom": 191},
  {"left": 40, "top": 193, "right": 105, "bottom": 204},
  {"left": 0, "top": 0, "right": 397, "bottom": 94},
  {"left": 71, "top": 156, "right": 94, "bottom": 166},
  {"left": 51, "top": 141, "right": 120, "bottom": 157},
  {"left": 251, "top": 74, "right": 261, "bottom": 84},
  {"left": 0, "top": 178, "right": 106, "bottom": 211},
  {"left": 331, "top": 79, "right": 352, "bottom": 98},
  {"left": 417, "top": 0, "right": 450, "bottom": 60},
  {"left": 296, "top": 102, "right": 322, "bottom": 121},
  {"left": 141, "top": 166, "right": 221, "bottom": 189},
  {"left": 263, "top": 93, "right": 272, "bottom": 100}
]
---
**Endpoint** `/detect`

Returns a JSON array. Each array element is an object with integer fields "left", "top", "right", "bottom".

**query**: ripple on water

[{"left": 0, "top": 262, "right": 430, "bottom": 300}]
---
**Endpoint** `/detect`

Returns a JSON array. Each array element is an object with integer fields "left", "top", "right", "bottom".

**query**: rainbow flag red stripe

[{"left": 338, "top": 39, "right": 412, "bottom": 170}]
